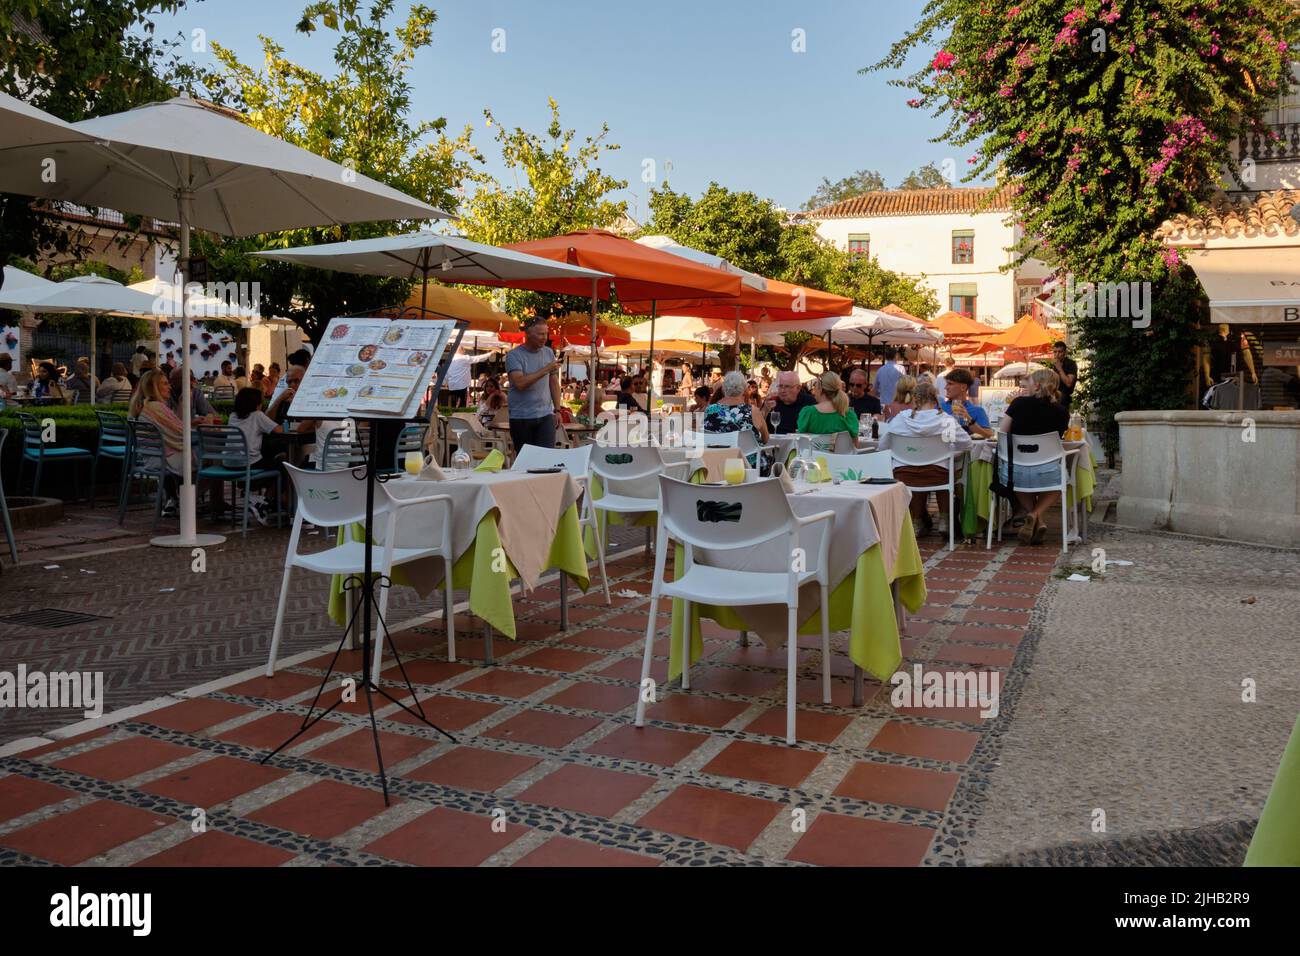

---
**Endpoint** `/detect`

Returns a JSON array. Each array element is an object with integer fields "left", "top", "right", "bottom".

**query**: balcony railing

[{"left": 1237, "top": 122, "right": 1300, "bottom": 163}]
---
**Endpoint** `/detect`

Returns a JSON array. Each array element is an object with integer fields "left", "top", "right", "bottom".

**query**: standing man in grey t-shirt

[{"left": 505, "top": 315, "right": 563, "bottom": 451}]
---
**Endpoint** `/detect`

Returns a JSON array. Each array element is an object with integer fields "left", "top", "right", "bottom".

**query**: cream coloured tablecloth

[
  {"left": 380, "top": 470, "right": 581, "bottom": 589},
  {"left": 685, "top": 479, "right": 911, "bottom": 645}
]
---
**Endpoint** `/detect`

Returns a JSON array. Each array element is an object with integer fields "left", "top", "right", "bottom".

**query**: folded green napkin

[
  {"left": 474, "top": 448, "right": 505, "bottom": 472},
  {"left": 813, "top": 456, "right": 831, "bottom": 483}
]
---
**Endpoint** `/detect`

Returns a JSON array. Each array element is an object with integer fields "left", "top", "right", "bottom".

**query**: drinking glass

[
  {"left": 723, "top": 457, "right": 745, "bottom": 485},
  {"left": 768, "top": 409, "right": 780, "bottom": 431},
  {"left": 404, "top": 451, "right": 423, "bottom": 476},
  {"left": 451, "top": 447, "right": 472, "bottom": 473}
]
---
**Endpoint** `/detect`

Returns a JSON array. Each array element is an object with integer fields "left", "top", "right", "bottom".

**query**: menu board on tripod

[{"left": 287, "top": 316, "right": 457, "bottom": 420}]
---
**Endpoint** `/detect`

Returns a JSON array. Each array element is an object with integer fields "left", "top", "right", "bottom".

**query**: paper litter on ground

[
  {"left": 614, "top": 589, "right": 642, "bottom": 599},
  {"left": 1066, "top": 573, "right": 1091, "bottom": 582}
]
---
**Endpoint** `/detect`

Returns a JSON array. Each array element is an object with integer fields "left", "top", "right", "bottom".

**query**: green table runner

[{"left": 327, "top": 503, "right": 588, "bottom": 640}]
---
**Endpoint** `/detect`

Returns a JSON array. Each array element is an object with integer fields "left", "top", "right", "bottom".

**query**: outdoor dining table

[
  {"left": 668, "top": 476, "right": 926, "bottom": 703},
  {"left": 958, "top": 432, "right": 1097, "bottom": 540},
  {"left": 327, "top": 468, "right": 590, "bottom": 661}
]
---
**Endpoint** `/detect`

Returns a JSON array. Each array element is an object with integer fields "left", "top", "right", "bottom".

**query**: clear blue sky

[{"left": 152, "top": 0, "right": 972, "bottom": 216}]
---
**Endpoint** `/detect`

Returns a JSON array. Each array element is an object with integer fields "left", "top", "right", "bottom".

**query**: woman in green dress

[{"left": 796, "top": 371, "right": 858, "bottom": 438}]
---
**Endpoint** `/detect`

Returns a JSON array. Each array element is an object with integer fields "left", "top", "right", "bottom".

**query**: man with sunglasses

[{"left": 847, "top": 366, "right": 882, "bottom": 416}]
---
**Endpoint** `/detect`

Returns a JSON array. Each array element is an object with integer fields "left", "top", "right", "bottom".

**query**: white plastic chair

[
  {"left": 265, "top": 464, "right": 456, "bottom": 679},
  {"left": 817, "top": 449, "right": 894, "bottom": 481},
  {"left": 985, "top": 431, "right": 1077, "bottom": 554},
  {"left": 589, "top": 444, "right": 673, "bottom": 557},
  {"left": 512, "top": 442, "right": 609, "bottom": 604},
  {"left": 889, "top": 434, "right": 967, "bottom": 551},
  {"left": 635, "top": 476, "right": 835, "bottom": 746}
]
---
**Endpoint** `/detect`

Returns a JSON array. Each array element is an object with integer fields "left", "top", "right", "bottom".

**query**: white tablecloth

[
  {"left": 381, "top": 470, "right": 581, "bottom": 588},
  {"left": 687, "top": 479, "right": 911, "bottom": 641}
]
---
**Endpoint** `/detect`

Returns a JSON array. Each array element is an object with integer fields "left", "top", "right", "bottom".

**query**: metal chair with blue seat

[
  {"left": 92, "top": 409, "right": 130, "bottom": 508},
  {"left": 196, "top": 424, "right": 283, "bottom": 533},
  {"left": 387, "top": 423, "right": 430, "bottom": 475},
  {"left": 117, "top": 418, "right": 171, "bottom": 529},
  {"left": 634, "top": 475, "right": 836, "bottom": 746},
  {"left": 15, "top": 411, "right": 93, "bottom": 501},
  {"left": 0, "top": 429, "right": 20, "bottom": 565}
]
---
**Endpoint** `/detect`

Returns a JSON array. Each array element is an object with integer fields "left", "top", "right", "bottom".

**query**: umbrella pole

[
  {"left": 646, "top": 300, "right": 657, "bottom": 412},
  {"left": 89, "top": 312, "right": 96, "bottom": 406},
  {"left": 589, "top": 279, "right": 597, "bottom": 421},
  {"left": 153, "top": 169, "right": 224, "bottom": 549},
  {"left": 733, "top": 306, "right": 741, "bottom": 373}
]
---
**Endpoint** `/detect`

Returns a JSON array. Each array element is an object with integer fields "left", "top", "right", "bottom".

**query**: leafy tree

[
  {"left": 647, "top": 183, "right": 937, "bottom": 369},
  {"left": 456, "top": 98, "right": 628, "bottom": 321},
  {"left": 0, "top": 0, "right": 197, "bottom": 270},
  {"left": 869, "top": 0, "right": 1300, "bottom": 450},
  {"left": 193, "top": 0, "right": 482, "bottom": 343},
  {"left": 802, "top": 168, "right": 886, "bottom": 210},
  {"left": 897, "top": 161, "right": 950, "bottom": 189}
]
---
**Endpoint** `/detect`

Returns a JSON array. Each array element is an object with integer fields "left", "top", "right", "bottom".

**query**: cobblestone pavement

[
  {"left": 968, "top": 523, "right": 1300, "bottom": 867},
  {"left": 1, "top": 490, "right": 1292, "bottom": 866}
]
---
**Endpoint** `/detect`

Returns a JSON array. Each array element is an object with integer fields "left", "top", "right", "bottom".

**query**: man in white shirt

[
  {"left": 935, "top": 357, "right": 955, "bottom": 394},
  {"left": 0, "top": 354, "right": 18, "bottom": 398},
  {"left": 442, "top": 353, "right": 473, "bottom": 407},
  {"left": 213, "top": 360, "right": 235, "bottom": 389},
  {"left": 130, "top": 346, "right": 150, "bottom": 377}
]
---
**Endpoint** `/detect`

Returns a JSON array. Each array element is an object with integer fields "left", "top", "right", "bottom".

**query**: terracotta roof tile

[
  {"left": 807, "top": 186, "right": 1016, "bottom": 219},
  {"left": 1157, "top": 190, "right": 1300, "bottom": 244}
]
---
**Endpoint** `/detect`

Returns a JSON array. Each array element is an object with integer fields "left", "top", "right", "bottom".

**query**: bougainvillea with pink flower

[{"left": 868, "top": 0, "right": 1300, "bottom": 448}]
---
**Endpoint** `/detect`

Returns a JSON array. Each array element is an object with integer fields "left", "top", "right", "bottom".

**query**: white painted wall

[{"left": 814, "top": 210, "right": 1048, "bottom": 328}]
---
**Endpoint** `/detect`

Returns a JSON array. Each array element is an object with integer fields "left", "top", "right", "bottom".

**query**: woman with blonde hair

[
  {"left": 999, "top": 367, "right": 1070, "bottom": 545},
  {"left": 129, "top": 369, "right": 188, "bottom": 477},
  {"left": 879, "top": 380, "right": 971, "bottom": 537},
  {"left": 881, "top": 374, "right": 917, "bottom": 421},
  {"left": 796, "top": 370, "right": 858, "bottom": 436}
]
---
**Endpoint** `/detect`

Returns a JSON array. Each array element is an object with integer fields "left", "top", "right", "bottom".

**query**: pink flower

[
  {"left": 1007, "top": 5, "right": 1020, "bottom": 16},
  {"left": 1017, "top": 129, "right": 1030, "bottom": 143},
  {"left": 1055, "top": 26, "right": 1079, "bottom": 46},
  {"left": 1161, "top": 247, "right": 1182, "bottom": 270},
  {"left": 998, "top": 86, "right": 1014, "bottom": 97},
  {"left": 1280, "top": 41, "right": 1290, "bottom": 52},
  {"left": 932, "top": 50, "right": 957, "bottom": 70},
  {"left": 906, "top": 98, "right": 923, "bottom": 108},
  {"left": 1064, "top": 7, "right": 1087, "bottom": 26}
]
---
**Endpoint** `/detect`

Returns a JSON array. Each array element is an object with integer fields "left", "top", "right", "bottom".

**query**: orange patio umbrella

[
  {"left": 460, "top": 230, "right": 743, "bottom": 416},
  {"left": 881, "top": 303, "right": 926, "bottom": 324},
  {"left": 978, "top": 314, "right": 1055, "bottom": 352},
  {"left": 498, "top": 313, "right": 632, "bottom": 348},
  {"left": 929, "top": 309, "right": 999, "bottom": 338}
]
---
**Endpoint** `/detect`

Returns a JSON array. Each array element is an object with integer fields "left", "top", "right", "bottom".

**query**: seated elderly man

[{"left": 760, "top": 370, "right": 814, "bottom": 434}]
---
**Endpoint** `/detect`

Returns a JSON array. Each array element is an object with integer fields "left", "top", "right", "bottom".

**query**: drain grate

[{"left": 0, "top": 608, "right": 109, "bottom": 629}]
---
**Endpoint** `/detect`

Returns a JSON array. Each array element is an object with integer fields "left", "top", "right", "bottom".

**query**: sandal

[
  {"left": 1017, "top": 517, "right": 1036, "bottom": 545},
  {"left": 1032, "top": 521, "right": 1048, "bottom": 545}
]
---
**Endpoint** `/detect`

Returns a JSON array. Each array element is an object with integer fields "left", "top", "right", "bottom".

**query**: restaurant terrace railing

[{"left": 1237, "top": 122, "right": 1300, "bottom": 164}]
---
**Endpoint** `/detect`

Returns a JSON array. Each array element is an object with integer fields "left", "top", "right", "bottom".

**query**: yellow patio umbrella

[{"left": 400, "top": 281, "right": 510, "bottom": 333}]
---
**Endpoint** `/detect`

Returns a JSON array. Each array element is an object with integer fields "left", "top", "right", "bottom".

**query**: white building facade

[{"left": 806, "top": 186, "right": 1050, "bottom": 330}]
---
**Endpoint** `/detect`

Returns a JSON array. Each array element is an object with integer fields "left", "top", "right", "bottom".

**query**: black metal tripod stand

[{"left": 262, "top": 418, "right": 455, "bottom": 805}]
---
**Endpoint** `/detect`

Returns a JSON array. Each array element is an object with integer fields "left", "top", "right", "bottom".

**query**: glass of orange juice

[
  {"left": 723, "top": 457, "right": 745, "bottom": 485},
  {"left": 404, "top": 451, "right": 424, "bottom": 476}
]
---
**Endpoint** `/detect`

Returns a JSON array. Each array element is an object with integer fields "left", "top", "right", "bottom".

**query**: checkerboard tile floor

[{"left": 0, "top": 539, "right": 1060, "bottom": 867}]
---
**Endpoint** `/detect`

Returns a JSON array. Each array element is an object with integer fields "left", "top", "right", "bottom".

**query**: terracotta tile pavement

[{"left": 0, "top": 537, "right": 1059, "bottom": 866}]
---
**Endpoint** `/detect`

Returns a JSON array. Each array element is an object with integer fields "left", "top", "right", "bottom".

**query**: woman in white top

[
  {"left": 878, "top": 380, "right": 972, "bottom": 537},
  {"left": 229, "top": 386, "right": 282, "bottom": 470}
]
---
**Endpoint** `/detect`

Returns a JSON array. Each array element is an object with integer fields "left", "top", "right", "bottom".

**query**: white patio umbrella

[
  {"left": 0, "top": 93, "right": 449, "bottom": 548},
  {"left": 251, "top": 231, "right": 609, "bottom": 302},
  {"left": 633, "top": 236, "right": 767, "bottom": 394},
  {"left": 0, "top": 274, "right": 165, "bottom": 404},
  {"left": 251, "top": 233, "right": 611, "bottom": 422}
]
